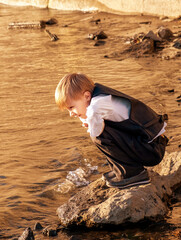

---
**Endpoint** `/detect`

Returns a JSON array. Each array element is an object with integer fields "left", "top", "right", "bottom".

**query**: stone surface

[
  {"left": 57, "top": 152, "right": 181, "bottom": 228},
  {"left": 42, "top": 226, "right": 58, "bottom": 237},
  {"left": 158, "top": 27, "right": 173, "bottom": 40},
  {"left": 34, "top": 222, "right": 43, "bottom": 231},
  {"left": 161, "top": 46, "right": 181, "bottom": 60},
  {"left": 18, "top": 227, "right": 34, "bottom": 240}
]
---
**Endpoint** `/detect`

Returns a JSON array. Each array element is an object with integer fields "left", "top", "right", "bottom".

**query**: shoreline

[{"left": 0, "top": 0, "right": 181, "bottom": 18}]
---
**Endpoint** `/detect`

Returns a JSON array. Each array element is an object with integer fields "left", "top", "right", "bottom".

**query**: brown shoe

[{"left": 106, "top": 169, "right": 150, "bottom": 189}]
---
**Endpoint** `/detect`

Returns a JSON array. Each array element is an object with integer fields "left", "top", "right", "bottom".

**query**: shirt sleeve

[
  {"left": 86, "top": 95, "right": 113, "bottom": 137},
  {"left": 85, "top": 94, "right": 131, "bottom": 138}
]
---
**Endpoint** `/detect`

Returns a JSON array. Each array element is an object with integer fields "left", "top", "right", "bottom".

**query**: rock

[
  {"left": 96, "top": 31, "right": 108, "bottom": 40},
  {"left": 43, "top": 226, "right": 57, "bottom": 237},
  {"left": 18, "top": 228, "right": 34, "bottom": 240},
  {"left": 152, "top": 152, "right": 181, "bottom": 190},
  {"left": 167, "top": 89, "right": 174, "bottom": 93},
  {"left": 90, "top": 19, "right": 101, "bottom": 25},
  {"left": 45, "top": 18, "right": 58, "bottom": 25},
  {"left": 125, "top": 38, "right": 155, "bottom": 57},
  {"left": 160, "top": 16, "right": 169, "bottom": 21},
  {"left": 161, "top": 46, "right": 181, "bottom": 60},
  {"left": 121, "top": 31, "right": 163, "bottom": 58},
  {"left": 173, "top": 40, "right": 181, "bottom": 49},
  {"left": 144, "top": 30, "right": 162, "bottom": 42},
  {"left": 139, "top": 21, "right": 151, "bottom": 25},
  {"left": 57, "top": 152, "right": 181, "bottom": 228},
  {"left": 88, "top": 31, "right": 108, "bottom": 40},
  {"left": 158, "top": 27, "right": 173, "bottom": 40},
  {"left": 34, "top": 222, "right": 43, "bottom": 230}
]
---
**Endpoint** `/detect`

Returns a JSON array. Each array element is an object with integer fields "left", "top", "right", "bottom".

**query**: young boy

[{"left": 55, "top": 73, "right": 168, "bottom": 189}]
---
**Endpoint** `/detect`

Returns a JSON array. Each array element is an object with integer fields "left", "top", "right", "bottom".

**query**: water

[{"left": 0, "top": 3, "right": 181, "bottom": 239}]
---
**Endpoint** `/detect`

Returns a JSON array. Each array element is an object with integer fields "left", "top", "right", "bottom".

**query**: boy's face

[{"left": 66, "top": 91, "right": 91, "bottom": 119}]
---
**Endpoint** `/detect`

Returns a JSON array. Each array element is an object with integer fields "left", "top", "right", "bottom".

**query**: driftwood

[
  {"left": 45, "top": 29, "right": 59, "bottom": 41},
  {"left": 8, "top": 21, "right": 46, "bottom": 29},
  {"left": 8, "top": 18, "right": 58, "bottom": 30}
]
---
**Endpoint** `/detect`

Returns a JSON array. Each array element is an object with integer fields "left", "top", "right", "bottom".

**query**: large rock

[{"left": 57, "top": 152, "right": 181, "bottom": 228}]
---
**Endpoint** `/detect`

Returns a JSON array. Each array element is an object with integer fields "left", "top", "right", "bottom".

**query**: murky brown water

[{"left": 0, "top": 3, "right": 180, "bottom": 239}]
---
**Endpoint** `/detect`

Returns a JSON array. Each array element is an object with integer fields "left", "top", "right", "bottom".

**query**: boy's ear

[{"left": 84, "top": 91, "right": 91, "bottom": 101}]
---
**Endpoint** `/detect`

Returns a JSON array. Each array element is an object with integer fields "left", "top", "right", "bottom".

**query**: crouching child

[{"left": 55, "top": 73, "right": 168, "bottom": 189}]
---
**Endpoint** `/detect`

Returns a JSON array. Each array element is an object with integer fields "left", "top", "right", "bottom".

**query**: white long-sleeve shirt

[{"left": 80, "top": 94, "right": 166, "bottom": 141}]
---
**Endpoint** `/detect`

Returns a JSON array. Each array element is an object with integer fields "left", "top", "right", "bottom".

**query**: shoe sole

[
  {"left": 106, "top": 179, "right": 151, "bottom": 189},
  {"left": 102, "top": 172, "right": 116, "bottom": 181}
]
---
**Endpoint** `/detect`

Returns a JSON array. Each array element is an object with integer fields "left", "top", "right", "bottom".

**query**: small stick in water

[{"left": 45, "top": 29, "right": 59, "bottom": 41}]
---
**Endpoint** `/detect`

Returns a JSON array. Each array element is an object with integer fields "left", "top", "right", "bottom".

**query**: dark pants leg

[{"left": 91, "top": 125, "right": 167, "bottom": 179}]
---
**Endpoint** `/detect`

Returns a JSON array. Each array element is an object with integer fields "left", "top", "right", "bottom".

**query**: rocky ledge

[{"left": 57, "top": 151, "right": 181, "bottom": 228}]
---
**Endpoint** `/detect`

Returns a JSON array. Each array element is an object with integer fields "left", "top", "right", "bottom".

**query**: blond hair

[{"left": 55, "top": 73, "right": 95, "bottom": 110}]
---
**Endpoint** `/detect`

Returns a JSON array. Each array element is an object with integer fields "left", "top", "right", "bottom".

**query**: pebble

[
  {"left": 34, "top": 222, "right": 43, "bottom": 230},
  {"left": 43, "top": 226, "right": 57, "bottom": 237},
  {"left": 88, "top": 31, "right": 107, "bottom": 40},
  {"left": 139, "top": 21, "right": 151, "bottom": 24},
  {"left": 158, "top": 27, "right": 173, "bottom": 40},
  {"left": 168, "top": 89, "right": 174, "bottom": 93},
  {"left": 173, "top": 41, "right": 181, "bottom": 49},
  {"left": 90, "top": 18, "right": 101, "bottom": 24}
]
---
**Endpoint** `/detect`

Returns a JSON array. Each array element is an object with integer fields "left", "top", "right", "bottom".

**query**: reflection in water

[{"left": 0, "top": 3, "right": 180, "bottom": 239}]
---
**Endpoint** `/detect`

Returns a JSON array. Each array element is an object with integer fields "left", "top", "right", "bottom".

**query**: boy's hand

[{"left": 82, "top": 122, "right": 88, "bottom": 128}]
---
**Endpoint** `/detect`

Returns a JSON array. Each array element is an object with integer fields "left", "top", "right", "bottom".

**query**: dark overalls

[{"left": 91, "top": 83, "right": 168, "bottom": 179}]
